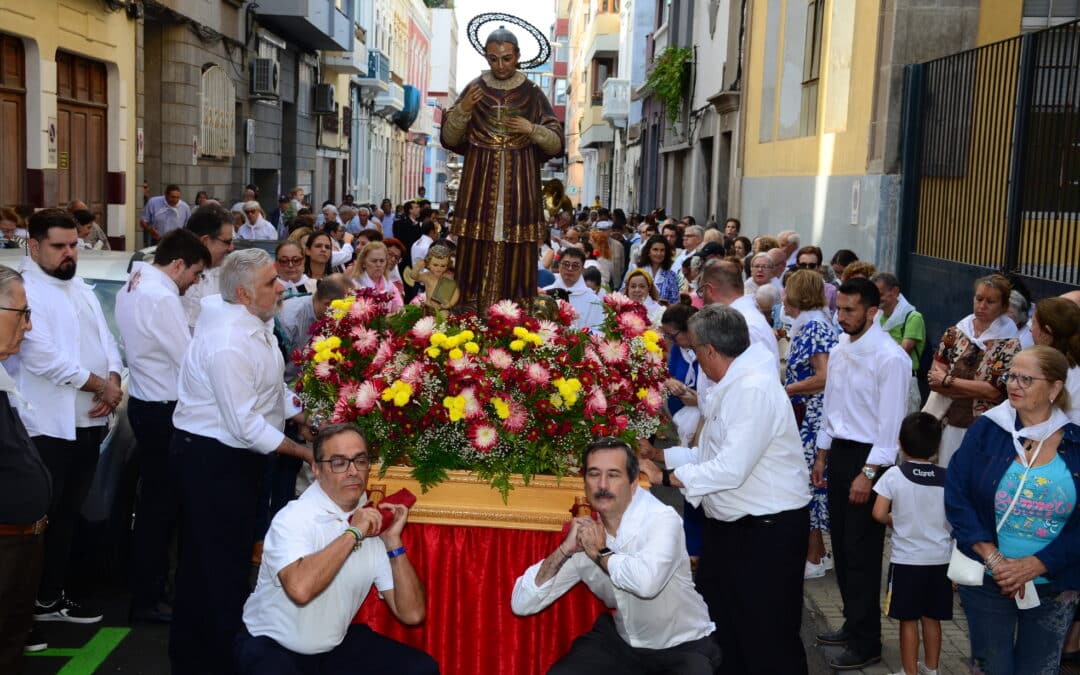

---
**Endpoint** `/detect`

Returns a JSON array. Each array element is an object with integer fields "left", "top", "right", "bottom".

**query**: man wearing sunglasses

[
  {"left": 237, "top": 423, "right": 436, "bottom": 674},
  {"left": 543, "top": 247, "right": 604, "bottom": 332}
]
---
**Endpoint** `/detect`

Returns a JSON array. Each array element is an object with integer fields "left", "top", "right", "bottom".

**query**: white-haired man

[
  {"left": 778, "top": 230, "right": 801, "bottom": 268},
  {"left": 169, "top": 248, "right": 312, "bottom": 673}
]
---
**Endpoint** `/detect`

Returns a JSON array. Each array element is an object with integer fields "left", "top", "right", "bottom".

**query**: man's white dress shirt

[
  {"left": 511, "top": 488, "right": 715, "bottom": 649},
  {"left": 543, "top": 276, "right": 604, "bottom": 332},
  {"left": 242, "top": 481, "right": 394, "bottom": 655},
  {"left": 181, "top": 266, "right": 222, "bottom": 329},
  {"left": 329, "top": 243, "right": 354, "bottom": 269},
  {"left": 172, "top": 295, "right": 296, "bottom": 454},
  {"left": 665, "top": 343, "right": 810, "bottom": 521},
  {"left": 729, "top": 294, "right": 780, "bottom": 366},
  {"left": 115, "top": 262, "right": 190, "bottom": 402},
  {"left": 816, "top": 322, "right": 911, "bottom": 466},
  {"left": 410, "top": 234, "right": 434, "bottom": 269},
  {"left": 4, "top": 257, "right": 122, "bottom": 439}
]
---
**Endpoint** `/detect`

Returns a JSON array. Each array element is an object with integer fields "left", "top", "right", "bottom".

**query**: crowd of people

[{"left": 0, "top": 186, "right": 1079, "bottom": 675}]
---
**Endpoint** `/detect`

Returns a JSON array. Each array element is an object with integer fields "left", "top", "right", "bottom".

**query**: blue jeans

[{"left": 959, "top": 576, "right": 1079, "bottom": 675}]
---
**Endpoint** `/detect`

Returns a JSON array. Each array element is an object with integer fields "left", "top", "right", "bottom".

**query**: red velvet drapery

[{"left": 354, "top": 523, "right": 606, "bottom": 675}]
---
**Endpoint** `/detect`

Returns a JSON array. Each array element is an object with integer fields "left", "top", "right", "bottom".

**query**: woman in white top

[
  {"left": 275, "top": 241, "right": 310, "bottom": 298},
  {"left": 1030, "top": 297, "right": 1080, "bottom": 424},
  {"left": 539, "top": 229, "right": 556, "bottom": 272},
  {"left": 237, "top": 201, "right": 278, "bottom": 240},
  {"left": 624, "top": 269, "right": 665, "bottom": 328},
  {"left": 351, "top": 241, "right": 403, "bottom": 313}
]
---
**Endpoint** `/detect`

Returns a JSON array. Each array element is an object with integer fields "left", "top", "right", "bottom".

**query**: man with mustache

[
  {"left": 7, "top": 208, "right": 122, "bottom": 627},
  {"left": 511, "top": 437, "right": 719, "bottom": 673},
  {"left": 169, "top": 248, "right": 313, "bottom": 673}
]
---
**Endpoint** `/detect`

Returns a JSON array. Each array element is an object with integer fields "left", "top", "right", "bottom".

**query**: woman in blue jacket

[{"left": 945, "top": 345, "right": 1080, "bottom": 674}]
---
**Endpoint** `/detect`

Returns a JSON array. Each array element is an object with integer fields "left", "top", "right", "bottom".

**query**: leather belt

[{"left": 0, "top": 515, "right": 48, "bottom": 536}]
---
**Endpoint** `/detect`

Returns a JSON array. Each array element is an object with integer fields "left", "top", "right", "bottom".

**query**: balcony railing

[
  {"left": 254, "top": 0, "right": 351, "bottom": 52},
  {"left": 357, "top": 49, "right": 390, "bottom": 94},
  {"left": 324, "top": 42, "right": 367, "bottom": 75},
  {"left": 601, "top": 78, "right": 629, "bottom": 124},
  {"left": 374, "top": 82, "right": 404, "bottom": 118}
]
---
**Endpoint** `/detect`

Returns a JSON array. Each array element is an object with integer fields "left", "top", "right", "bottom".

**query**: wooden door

[
  {"left": 56, "top": 51, "right": 107, "bottom": 222},
  {"left": 0, "top": 35, "right": 25, "bottom": 209}
]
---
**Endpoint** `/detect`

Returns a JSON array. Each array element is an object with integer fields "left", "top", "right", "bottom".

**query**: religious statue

[
  {"left": 441, "top": 19, "right": 564, "bottom": 310},
  {"left": 403, "top": 243, "right": 461, "bottom": 312},
  {"left": 543, "top": 178, "right": 575, "bottom": 224}
]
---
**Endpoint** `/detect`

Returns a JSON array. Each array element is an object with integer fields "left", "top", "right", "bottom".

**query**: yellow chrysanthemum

[
  {"left": 425, "top": 347, "right": 442, "bottom": 358},
  {"left": 491, "top": 397, "right": 510, "bottom": 420},
  {"left": 464, "top": 341, "right": 480, "bottom": 354},
  {"left": 509, "top": 339, "right": 527, "bottom": 352},
  {"left": 449, "top": 348, "right": 464, "bottom": 360}
]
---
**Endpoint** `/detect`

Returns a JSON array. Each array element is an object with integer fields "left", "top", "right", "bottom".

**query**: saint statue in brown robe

[{"left": 441, "top": 27, "right": 564, "bottom": 310}]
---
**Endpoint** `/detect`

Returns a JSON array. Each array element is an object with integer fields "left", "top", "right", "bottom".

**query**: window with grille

[
  {"left": 200, "top": 65, "right": 235, "bottom": 158},
  {"left": 1023, "top": 0, "right": 1079, "bottom": 30},
  {"left": 799, "top": 0, "right": 825, "bottom": 137}
]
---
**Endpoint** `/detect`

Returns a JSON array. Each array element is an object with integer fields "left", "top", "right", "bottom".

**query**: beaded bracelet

[{"left": 344, "top": 527, "right": 364, "bottom": 552}]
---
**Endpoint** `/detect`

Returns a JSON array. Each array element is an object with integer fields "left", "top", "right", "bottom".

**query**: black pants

[
  {"left": 0, "top": 532, "right": 44, "bottom": 673},
  {"left": 548, "top": 613, "right": 720, "bottom": 675},
  {"left": 234, "top": 624, "right": 439, "bottom": 675},
  {"left": 127, "top": 398, "right": 178, "bottom": 610},
  {"left": 33, "top": 427, "right": 104, "bottom": 602},
  {"left": 169, "top": 432, "right": 266, "bottom": 675},
  {"left": 698, "top": 506, "right": 809, "bottom": 675},
  {"left": 826, "top": 439, "right": 885, "bottom": 657}
]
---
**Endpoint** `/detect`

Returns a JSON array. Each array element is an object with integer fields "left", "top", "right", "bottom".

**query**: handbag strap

[{"left": 995, "top": 436, "right": 1047, "bottom": 533}]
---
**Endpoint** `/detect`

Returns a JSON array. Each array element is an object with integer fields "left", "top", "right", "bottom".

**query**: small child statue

[{"left": 405, "top": 243, "right": 460, "bottom": 311}]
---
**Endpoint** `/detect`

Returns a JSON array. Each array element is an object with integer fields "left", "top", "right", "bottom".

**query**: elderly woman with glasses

[
  {"left": 945, "top": 346, "right": 1080, "bottom": 674},
  {"left": 237, "top": 201, "right": 277, "bottom": 240},
  {"left": 624, "top": 268, "right": 665, "bottom": 327}
]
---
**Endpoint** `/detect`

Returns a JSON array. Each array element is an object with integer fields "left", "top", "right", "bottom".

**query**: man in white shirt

[
  {"left": 409, "top": 220, "right": 438, "bottom": 273},
  {"left": 180, "top": 203, "right": 235, "bottom": 329},
  {"left": 812, "top": 277, "right": 910, "bottom": 671},
  {"left": 696, "top": 258, "right": 780, "bottom": 366},
  {"left": 512, "top": 437, "right": 719, "bottom": 674},
  {"left": 8, "top": 208, "right": 123, "bottom": 624},
  {"left": 544, "top": 247, "right": 604, "bottom": 332},
  {"left": 169, "top": 248, "right": 314, "bottom": 673},
  {"left": 140, "top": 183, "right": 191, "bottom": 242},
  {"left": 778, "top": 229, "right": 801, "bottom": 269},
  {"left": 639, "top": 305, "right": 811, "bottom": 675},
  {"left": 236, "top": 423, "right": 436, "bottom": 674},
  {"left": 115, "top": 228, "right": 210, "bottom": 623}
]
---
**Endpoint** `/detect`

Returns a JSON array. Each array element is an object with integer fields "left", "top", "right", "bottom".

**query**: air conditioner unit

[
  {"left": 249, "top": 58, "right": 279, "bottom": 99},
  {"left": 313, "top": 83, "right": 336, "bottom": 115}
]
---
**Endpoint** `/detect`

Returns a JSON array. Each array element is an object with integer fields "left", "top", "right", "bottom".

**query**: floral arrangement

[{"left": 295, "top": 290, "right": 670, "bottom": 497}]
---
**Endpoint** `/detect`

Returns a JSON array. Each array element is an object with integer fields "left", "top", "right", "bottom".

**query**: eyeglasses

[
  {"left": 662, "top": 329, "right": 682, "bottom": 341},
  {"left": 751, "top": 264, "right": 774, "bottom": 271},
  {"left": 214, "top": 237, "right": 234, "bottom": 245},
  {"left": 0, "top": 305, "right": 31, "bottom": 322},
  {"left": 317, "top": 455, "right": 371, "bottom": 473},
  {"left": 796, "top": 262, "right": 818, "bottom": 269},
  {"left": 277, "top": 256, "right": 304, "bottom": 266},
  {"left": 1002, "top": 372, "right": 1049, "bottom": 389},
  {"left": 695, "top": 283, "right": 712, "bottom": 300},
  {"left": 559, "top": 261, "right": 583, "bottom": 270}
]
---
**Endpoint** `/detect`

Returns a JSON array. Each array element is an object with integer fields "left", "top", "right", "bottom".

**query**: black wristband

[{"left": 661, "top": 469, "right": 673, "bottom": 487}]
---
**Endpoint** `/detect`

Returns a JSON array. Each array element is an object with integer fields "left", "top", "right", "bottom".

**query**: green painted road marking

[{"left": 27, "top": 627, "right": 131, "bottom": 674}]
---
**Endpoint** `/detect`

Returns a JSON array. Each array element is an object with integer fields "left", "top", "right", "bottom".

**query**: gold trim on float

[{"left": 368, "top": 465, "right": 586, "bottom": 532}]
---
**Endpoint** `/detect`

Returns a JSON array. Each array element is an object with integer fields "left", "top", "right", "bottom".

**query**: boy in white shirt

[{"left": 872, "top": 413, "right": 953, "bottom": 675}]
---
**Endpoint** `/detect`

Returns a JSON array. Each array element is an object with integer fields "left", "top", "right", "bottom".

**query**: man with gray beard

[{"left": 169, "top": 248, "right": 312, "bottom": 674}]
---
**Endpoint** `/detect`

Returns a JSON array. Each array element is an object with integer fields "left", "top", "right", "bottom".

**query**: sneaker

[
  {"left": 828, "top": 648, "right": 881, "bottom": 671},
  {"left": 804, "top": 558, "right": 827, "bottom": 579},
  {"left": 34, "top": 593, "right": 103, "bottom": 624},
  {"left": 822, "top": 553, "right": 834, "bottom": 570},
  {"left": 24, "top": 626, "right": 47, "bottom": 652},
  {"left": 918, "top": 665, "right": 938, "bottom": 675}
]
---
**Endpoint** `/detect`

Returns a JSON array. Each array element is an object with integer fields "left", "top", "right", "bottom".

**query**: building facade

[{"left": 0, "top": 0, "right": 138, "bottom": 247}]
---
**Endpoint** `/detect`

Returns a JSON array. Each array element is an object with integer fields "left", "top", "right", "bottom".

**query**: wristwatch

[
  {"left": 861, "top": 465, "right": 878, "bottom": 481},
  {"left": 597, "top": 547, "right": 614, "bottom": 560}
]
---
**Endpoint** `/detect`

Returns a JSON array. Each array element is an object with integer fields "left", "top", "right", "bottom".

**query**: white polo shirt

[{"left": 243, "top": 481, "right": 395, "bottom": 655}]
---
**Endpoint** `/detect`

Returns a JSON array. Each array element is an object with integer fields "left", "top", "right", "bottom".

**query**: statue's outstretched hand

[{"left": 459, "top": 86, "right": 484, "bottom": 115}]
